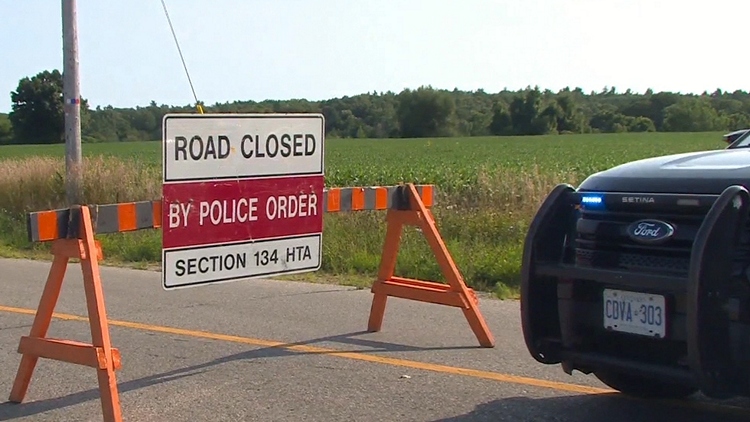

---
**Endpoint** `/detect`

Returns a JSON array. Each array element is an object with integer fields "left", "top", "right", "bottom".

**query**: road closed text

[
  {"left": 163, "top": 114, "right": 324, "bottom": 181},
  {"left": 164, "top": 235, "right": 322, "bottom": 289},
  {"left": 173, "top": 133, "right": 317, "bottom": 161}
]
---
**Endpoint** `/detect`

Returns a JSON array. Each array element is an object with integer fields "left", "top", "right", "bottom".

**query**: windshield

[{"left": 727, "top": 129, "right": 750, "bottom": 149}]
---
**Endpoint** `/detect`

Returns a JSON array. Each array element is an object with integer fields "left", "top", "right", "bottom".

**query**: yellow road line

[
  {"left": 0, "top": 304, "right": 747, "bottom": 416},
  {"left": 0, "top": 305, "right": 606, "bottom": 395}
]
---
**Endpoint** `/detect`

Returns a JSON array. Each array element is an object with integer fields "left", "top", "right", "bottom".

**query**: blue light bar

[
  {"left": 580, "top": 193, "right": 605, "bottom": 209},
  {"left": 581, "top": 195, "right": 603, "bottom": 204}
]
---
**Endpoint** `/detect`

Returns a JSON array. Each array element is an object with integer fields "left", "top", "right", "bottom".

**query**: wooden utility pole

[{"left": 62, "top": 0, "right": 83, "bottom": 205}]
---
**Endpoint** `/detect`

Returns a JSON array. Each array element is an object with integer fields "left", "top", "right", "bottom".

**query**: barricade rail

[{"left": 26, "top": 184, "right": 435, "bottom": 242}]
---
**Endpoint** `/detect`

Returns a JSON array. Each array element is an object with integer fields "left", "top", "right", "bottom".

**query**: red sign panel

[{"left": 162, "top": 175, "right": 324, "bottom": 249}]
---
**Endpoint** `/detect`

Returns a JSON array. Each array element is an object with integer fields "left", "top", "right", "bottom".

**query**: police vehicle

[{"left": 521, "top": 130, "right": 750, "bottom": 399}]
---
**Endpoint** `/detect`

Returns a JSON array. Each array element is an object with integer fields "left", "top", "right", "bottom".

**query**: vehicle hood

[{"left": 578, "top": 149, "right": 750, "bottom": 194}]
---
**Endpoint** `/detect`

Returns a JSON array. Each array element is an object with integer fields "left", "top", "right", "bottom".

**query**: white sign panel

[
  {"left": 163, "top": 234, "right": 322, "bottom": 290},
  {"left": 163, "top": 113, "right": 325, "bottom": 182}
]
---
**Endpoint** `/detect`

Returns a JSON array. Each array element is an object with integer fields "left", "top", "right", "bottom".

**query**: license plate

[{"left": 603, "top": 289, "right": 666, "bottom": 338}]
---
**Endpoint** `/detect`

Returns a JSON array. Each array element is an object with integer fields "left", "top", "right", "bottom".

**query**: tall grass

[
  {"left": 0, "top": 156, "right": 161, "bottom": 215},
  {"left": 0, "top": 156, "right": 163, "bottom": 264}
]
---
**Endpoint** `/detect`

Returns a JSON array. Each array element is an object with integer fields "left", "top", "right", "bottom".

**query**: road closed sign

[{"left": 161, "top": 113, "right": 325, "bottom": 290}]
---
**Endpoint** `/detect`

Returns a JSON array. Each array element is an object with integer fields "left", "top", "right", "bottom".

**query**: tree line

[{"left": 1, "top": 69, "right": 749, "bottom": 145}]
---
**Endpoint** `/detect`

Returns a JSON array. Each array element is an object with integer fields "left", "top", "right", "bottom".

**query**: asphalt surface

[{"left": 0, "top": 257, "right": 748, "bottom": 421}]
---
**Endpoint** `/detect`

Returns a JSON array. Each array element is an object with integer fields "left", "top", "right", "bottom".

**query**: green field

[
  {"left": 0, "top": 132, "right": 724, "bottom": 190},
  {"left": 0, "top": 132, "right": 726, "bottom": 297}
]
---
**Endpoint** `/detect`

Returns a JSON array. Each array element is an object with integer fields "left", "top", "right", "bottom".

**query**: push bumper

[{"left": 520, "top": 183, "right": 750, "bottom": 398}]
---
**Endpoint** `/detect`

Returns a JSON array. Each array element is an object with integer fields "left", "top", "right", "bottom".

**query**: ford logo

[{"left": 626, "top": 220, "right": 675, "bottom": 244}]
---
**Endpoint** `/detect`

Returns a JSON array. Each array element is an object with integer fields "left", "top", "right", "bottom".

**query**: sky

[{"left": 0, "top": 0, "right": 747, "bottom": 113}]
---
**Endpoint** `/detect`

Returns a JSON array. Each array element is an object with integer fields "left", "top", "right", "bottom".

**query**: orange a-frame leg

[
  {"left": 367, "top": 184, "right": 495, "bottom": 348},
  {"left": 8, "top": 205, "right": 123, "bottom": 422}
]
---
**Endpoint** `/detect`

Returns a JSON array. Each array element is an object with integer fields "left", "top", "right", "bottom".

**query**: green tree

[
  {"left": 663, "top": 97, "right": 727, "bottom": 132},
  {"left": 590, "top": 111, "right": 633, "bottom": 133},
  {"left": 489, "top": 100, "right": 513, "bottom": 135},
  {"left": 396, "top": 86, "right": 457, "bottom": 138},
  {"left": 5, "top": 80, "right": 747, "bottom": 142},
  {"left": 537, "top": 102, "right": 560, "bottom": 134},
  {"left": 628, "top": 116, "right": 656, "bottom": 132},
  {"left": 0, "top": 113, "right": 13, "bottom": 144},
  {"left": 9, "top": 70, "right": 65, "bottom": 144},
  {"left": 648, "top": 92, "right": 681, "bottom": 130},
  {"left": 726, "top": 113, "right": 750, "bottom": 131},
  {"left": 553, "top": 92, "right": 587, "bottom": 133},
  {"left": 508, "top": 89, "right": 543, "bottom": 135},
  {"left": 506, "top": 87, "right": 559, "bottom": 135}
]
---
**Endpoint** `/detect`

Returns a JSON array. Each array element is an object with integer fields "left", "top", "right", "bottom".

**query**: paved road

[{"left": 0, "top": 258, "right": 748, "bottom": 421}]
